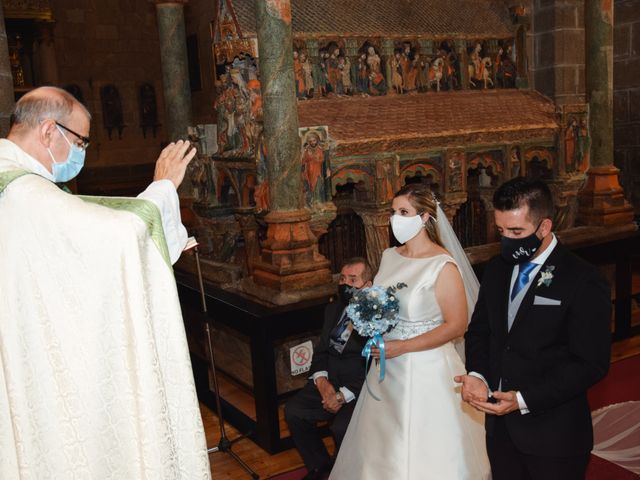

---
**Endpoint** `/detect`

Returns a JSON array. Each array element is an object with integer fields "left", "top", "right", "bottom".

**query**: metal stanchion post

[{"left": 193, "top": 244, "right": 259, "bottom": 479}]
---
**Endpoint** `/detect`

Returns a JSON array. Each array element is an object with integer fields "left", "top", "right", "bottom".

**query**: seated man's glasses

[{"left": 55, "top": 121, "right": 91, "bottom": 151}]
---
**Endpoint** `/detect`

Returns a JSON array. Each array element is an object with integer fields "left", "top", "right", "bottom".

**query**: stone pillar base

[
  {"left": 354, "top": 205, "right": 392, "bottom": 273},
  {"left": 577, "top": 166, "right": 634, "bottom": 226},
  {"left": 252, "top": 209, "right": 332, "bottom": 292}
]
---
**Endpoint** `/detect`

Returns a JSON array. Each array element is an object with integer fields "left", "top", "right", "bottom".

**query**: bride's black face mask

[{"left": 500, "top": 221, "right": 543, "bottom": 265}]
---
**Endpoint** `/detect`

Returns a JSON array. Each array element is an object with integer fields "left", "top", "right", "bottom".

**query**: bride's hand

[{"left": 371, "top": 340, "right": 405, "bottom": 360}]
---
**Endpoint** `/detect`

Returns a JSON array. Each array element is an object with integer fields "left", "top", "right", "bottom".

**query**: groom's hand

[
  {"left": 469, "top": 390, "right": 520, "bottom": 416},
  {"left": 454, "top": 374, "right": 489, "bottom": 403}
]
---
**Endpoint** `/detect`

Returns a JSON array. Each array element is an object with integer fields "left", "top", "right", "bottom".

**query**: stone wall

[
  {"left": 532, "top": 0, "right": 585, "bottom": 104},
  {"left": 614, "top": 0, "right": 640, "bottom": 216},
  {"left": 50, "top": 1, "right": 168, "bottom": 179}
]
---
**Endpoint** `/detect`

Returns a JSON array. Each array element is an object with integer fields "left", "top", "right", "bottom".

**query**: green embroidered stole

[{"left": 0, "top": 169, "right": 171, "bottom": 268}]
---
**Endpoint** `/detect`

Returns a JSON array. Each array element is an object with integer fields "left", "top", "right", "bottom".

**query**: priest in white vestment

[{"left": 0, "top": 87, "right": 211, "bottom": 478}]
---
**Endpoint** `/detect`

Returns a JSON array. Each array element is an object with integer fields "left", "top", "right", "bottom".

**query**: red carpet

[
  {"left": 269, "top": 356, "right": 640, "bottom": 479},
  {"left": 587, "top": 354, "right": 640, "bottom": 479},
  {"left": 588, "top": 354, "right": 640, "bottom": 411}
]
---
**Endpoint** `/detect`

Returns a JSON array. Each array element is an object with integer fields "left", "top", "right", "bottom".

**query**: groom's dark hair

[{"left": 493, "top": 177, "right": 554, "bottom": 224}]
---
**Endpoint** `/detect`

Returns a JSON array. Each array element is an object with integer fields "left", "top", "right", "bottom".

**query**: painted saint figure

[{"left": 302, "top": 131, "right": 328, "bottom": 205}]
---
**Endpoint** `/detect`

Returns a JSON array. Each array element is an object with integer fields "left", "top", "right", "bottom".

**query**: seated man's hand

[
  {"left": 315, "top": 377, "right": 341, "bottom": 413},
  {"left": 153, "top": 140, "right": 197, "bottom": 189},
  {"left": 454, "top": 374, "right": 489, "bottom": 403}
]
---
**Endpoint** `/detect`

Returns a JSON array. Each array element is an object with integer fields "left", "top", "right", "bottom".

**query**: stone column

[
  {"left": 33, "top": 21, "right": 58, "bottom": 85},
  {"left": 455, "top": 40, "right": 468, "bottom": 90},
  {"left": 250, "top": 0, "right": 331, "bottom": 296},
  {"left": 0, "top": 1, "right": 14, "bottom": 137},
  {"left": 577, "top": 0, "right": 633, "bottom": 225},
  {"left": 151, "top": 0, "right": 192, "bottom": 142}
]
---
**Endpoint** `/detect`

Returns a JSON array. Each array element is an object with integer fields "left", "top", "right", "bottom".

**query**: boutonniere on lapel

[{"left": 536, "top": 265, "right": 555, "bottom": 288}]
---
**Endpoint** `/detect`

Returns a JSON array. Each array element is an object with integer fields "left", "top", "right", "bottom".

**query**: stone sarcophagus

[{"left": 179, "top": 0, "right": 593, "bottom": 291}]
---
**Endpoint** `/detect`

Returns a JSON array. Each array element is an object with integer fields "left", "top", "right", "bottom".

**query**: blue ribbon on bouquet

[{"left": 361, "top": 334, "right": 386, "bottom": 401}]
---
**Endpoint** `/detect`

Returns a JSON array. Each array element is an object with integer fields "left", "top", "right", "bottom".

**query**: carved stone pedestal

[
  {"left": 548, "top": 175, "right": 584, "bottom": 230},
  {"left": 354, "top": 206, "right": 391, "bottom": 272},
  {"left": 441, "top": 192, "right": 467, "bottom": 222},
  {"left": 251, "top": 209, "right": 332, "bottom": 296},
  {"left": 577, "top": 166, "right": 634, "bottom": 226}
]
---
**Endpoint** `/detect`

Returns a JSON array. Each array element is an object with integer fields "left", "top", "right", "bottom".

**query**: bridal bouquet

[{"left": 346, "top": 282, "right": 406, "bottom": 400}]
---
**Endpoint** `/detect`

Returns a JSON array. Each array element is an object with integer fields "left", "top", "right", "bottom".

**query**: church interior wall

[
  {"left": 51, "top": 0, "right": 168, "bottom": 168},
  {"left": 614, "top": 0, "right": 640, "bottom": 216}
]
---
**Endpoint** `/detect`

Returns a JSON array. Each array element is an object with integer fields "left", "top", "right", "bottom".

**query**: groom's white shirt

[{"left": 470, "top": 233, "right": 558, "bottom": 414}]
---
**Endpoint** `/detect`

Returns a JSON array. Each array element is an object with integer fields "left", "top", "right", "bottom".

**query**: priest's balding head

[{"left": 8, "top": 86, "right": 91, "bottom": 182}]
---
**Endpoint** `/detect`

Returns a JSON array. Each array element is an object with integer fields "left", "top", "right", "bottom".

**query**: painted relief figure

[
  {"left": 510, "top": 147, "right": 521, "bottom": 177},
  {"left": 468, "top": 42, "right": 493, "bottom": 89},
  {"left": 339, "top": 56, "right": 352, "bottom": 95},
  {"left": 214, "top": 55, "right": 261, "bottom": 156},
  {"left": 300, "top": 127, "right": 330, "bottom": 205},
  {"left": 469, "top": 42, "right": 483, "bottom": 85},
  {"left": 326, "top": 46, "right": 343, "bottom": 95},
  {"left": 429, "top": 57, "right": 444, "bottom": 92},
  {"left": 564, "top": 117, "right": 577, "bottom": 172},
  {"left": 576, "top": 119, "right": 590, "bottom": 173},
  {"left": 391, "top": 50, "right": 404, "bottom": 94},
  {"left": 495, "top": 42, "right": 517, "bottom": 88},
  {"left": 300, "top": 52, "right": 314, "bottom": 97},
  {"left": 314, "top": 50, "right": 330, "bottom": 96},
  {"left": 448, "top": 151, "right": 464, "bottom": 192},
  {"left": 293, "top": 51, "right": 306, "bottom": 98},
  {"left": 417, "top": 54, "right": 430, "bottom": 92},
  {"left": 356, "top": 53, "right": 370, "bottom": 96},
  {"left": 400, "top": 42, "right": 418, "bottom": 92},
  {"left": 366, "top": 45, "right": 387, "bottom": 95}
]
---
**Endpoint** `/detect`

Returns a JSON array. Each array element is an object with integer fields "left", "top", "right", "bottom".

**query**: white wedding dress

[{"left": 330, "top": 248, "right": 491, "bottom": 479}]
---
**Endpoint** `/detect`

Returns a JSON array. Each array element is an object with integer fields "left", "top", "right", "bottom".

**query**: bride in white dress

[{"left": 329, "top": 184, "right": 491, "bottom": 479}]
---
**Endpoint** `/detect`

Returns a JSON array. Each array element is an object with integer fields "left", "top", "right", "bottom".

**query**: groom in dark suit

[
  {"left": 285, "top": 257, "right": 372, "bottom": 480},
  {"left": 456, "top": 177, "right": 611, "bottom": 480}
]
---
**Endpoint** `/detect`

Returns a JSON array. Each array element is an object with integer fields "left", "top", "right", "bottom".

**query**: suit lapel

[{"left": 508, "top": 244, "right": 567, "bottom": 336}]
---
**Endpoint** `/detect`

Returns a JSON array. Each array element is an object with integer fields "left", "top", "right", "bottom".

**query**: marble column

[
  {"left": 577, "top": 0, "right": 633, "bottom": 225},
  {"left": 0, "top": 1, "right": 14, "bottom": 137},
  {"left": 250, "top": 0, "right": 331, "bottom": 296},
  {"left": 151, "top": 0, "right": 192, "bottom": 142}
]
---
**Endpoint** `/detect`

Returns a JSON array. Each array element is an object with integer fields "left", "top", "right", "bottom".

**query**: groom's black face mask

[{"left": 500, "top": 220, "right": 543, "bottom": 265}]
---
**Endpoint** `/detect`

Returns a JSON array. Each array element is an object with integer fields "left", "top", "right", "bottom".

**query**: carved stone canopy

[
  {"left": 297, "top": 90, "right": 558, "bottom": 157},
  {"left": 231, "top": 0, "right": 514, "bottom": 39}
]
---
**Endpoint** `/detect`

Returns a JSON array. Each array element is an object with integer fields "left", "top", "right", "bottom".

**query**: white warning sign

[{"left": 290, "top": 340, "right": 313, "bottom": 376}]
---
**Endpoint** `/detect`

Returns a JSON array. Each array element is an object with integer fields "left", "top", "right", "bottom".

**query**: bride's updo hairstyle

[{"left": 393, "top": 183, "right": 443, "bottom": 247}]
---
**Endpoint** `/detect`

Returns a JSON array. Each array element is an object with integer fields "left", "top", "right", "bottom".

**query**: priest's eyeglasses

[{"left": 55, "top": 121, "right": 91, "bottom": 151}]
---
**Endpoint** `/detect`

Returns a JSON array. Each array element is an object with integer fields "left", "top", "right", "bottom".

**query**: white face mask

[{"left": 390, "top": 214, "right": 425, "bottom": 244}]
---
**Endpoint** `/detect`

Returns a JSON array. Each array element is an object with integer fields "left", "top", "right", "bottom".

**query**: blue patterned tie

[{"left": 511, "top": 261, "right": 537, "bottom": 301}]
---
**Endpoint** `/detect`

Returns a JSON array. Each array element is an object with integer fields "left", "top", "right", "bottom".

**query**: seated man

[{"left": 285, "top": 257, "right": 372, "bottom": 480}]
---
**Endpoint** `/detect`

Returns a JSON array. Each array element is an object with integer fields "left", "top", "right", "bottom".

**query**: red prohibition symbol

[{"left": 293, "top": 345, "right": 311, "bottom": 366}]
